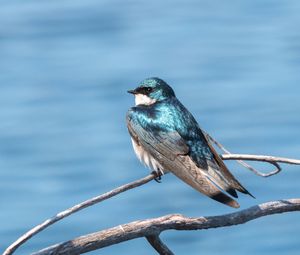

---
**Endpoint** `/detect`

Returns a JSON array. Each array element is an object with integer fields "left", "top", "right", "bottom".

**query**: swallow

[{"left": 126, "top": 77, "right": 253, "bottom": 208}]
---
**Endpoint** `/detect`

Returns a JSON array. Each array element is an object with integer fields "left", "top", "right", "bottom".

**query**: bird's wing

[
  {"left": 127, "top": 116, "right": 189, "bottom": 159},
  {"left": 127, "top": 114, "right": 240, "bottom": 208}
]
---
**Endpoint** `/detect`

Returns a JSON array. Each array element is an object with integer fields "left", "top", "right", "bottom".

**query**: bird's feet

[{"left": 151, "top": 170, "right": 163, "bottom": 183}]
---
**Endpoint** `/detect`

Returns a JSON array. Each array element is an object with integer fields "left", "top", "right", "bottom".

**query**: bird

[{"left": 126, "top": 77, "right": 253, "bottom": 208}]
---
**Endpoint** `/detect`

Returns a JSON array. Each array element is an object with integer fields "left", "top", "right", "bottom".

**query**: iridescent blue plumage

[{"left": 127, "top": 77, "right": 253, "bottom": 208}]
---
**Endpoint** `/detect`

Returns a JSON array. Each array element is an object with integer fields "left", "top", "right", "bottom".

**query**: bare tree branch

[
  {"left": 221, "top": 154, "right": 300, "bottom": 165},
  {"left": 204, "top": 132, "right": 299, "bottom": 177},
  {"left": 3, "top": 174, "right": 155, "bottom": 255},
  {"left": 31, "top": 199, "right": 300, "bottom": 255},
  {"left": 146, "top": 235, "right": 174, "bottom": 255},
  {"left": 4, "top": 150, "right": 300, "bottom": 255}
]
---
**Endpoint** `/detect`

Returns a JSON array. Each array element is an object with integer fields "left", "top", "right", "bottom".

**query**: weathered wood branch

[
  {"left": 4, "top": 152, "right": 300, "bottom": 255},
  {"left": 222, "top": 153, "right": 300, "bottom": 165},
  {"left": 31, "top": 199, "right": 300, "bottom": 255},
  {"left": 205, "top": 133, "right": 300, "bottom": 177},
  {"left": 3, "top": 174, "right": 155, "bottom": 255},
  {"left": 146, "top": 235, "right": 174, "bottom": 255}
]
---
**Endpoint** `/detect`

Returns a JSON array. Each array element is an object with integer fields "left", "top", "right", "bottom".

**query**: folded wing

[{"left": 127, "top": 113, "right": 241, "bottom": 208}]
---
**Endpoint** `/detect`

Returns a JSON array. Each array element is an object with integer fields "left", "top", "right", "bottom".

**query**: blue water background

[{"left": 1, "top": 1, "right": 300, "bottom": 254}]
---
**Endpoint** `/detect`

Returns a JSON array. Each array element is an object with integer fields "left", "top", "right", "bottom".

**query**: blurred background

[{"left": 1, "top": 0, "right": 300, "bottom": 254}]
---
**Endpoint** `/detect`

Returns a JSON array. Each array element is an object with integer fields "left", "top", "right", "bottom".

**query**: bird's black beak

[{"left": 127, "top": 89, "right": 136, "bottom": 94}]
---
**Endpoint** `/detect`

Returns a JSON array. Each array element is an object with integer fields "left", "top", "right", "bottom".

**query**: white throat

[{"left": 135, "top": 94, "right": 157, "bottom": 106}]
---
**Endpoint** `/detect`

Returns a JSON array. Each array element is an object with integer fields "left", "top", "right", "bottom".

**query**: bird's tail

[
  {"left": 205, "top": 138, "right": 255, "bottom": 199},
  {"left": 173, "top": 155, "right": 240, "bottom": 208}
]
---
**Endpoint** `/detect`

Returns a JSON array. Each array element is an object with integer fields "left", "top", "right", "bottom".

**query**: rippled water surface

[{"left": 1, "top": 1, "right": 300, "bottom": 254}]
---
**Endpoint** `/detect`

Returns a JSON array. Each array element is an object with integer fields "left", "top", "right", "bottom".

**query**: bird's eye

[
  {"left": 140, "top": 87, "right": 153, "bottom": 94},
  {"left": 135, "top": 86, "right": 153, "bottom": 95}
]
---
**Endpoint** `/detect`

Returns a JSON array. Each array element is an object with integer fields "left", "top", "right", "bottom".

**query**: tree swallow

[{"left": 127, "top": 77, "right": 253, "bottom": 208}]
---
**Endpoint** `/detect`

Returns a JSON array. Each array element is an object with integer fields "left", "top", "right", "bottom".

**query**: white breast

[{"left": 131, "top": 138, "right": 166, "bottom": 175}]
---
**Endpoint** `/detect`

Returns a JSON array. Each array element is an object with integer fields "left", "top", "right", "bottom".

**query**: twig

[
  {"left": 31, "top": 199, "right": 300, "bottom": 255},
  {"left": 3, "top": 174, "right": 155, "bottom": 255},
  {"left": 221, "top": 154, "right": 283, "bottom": 177},
  {"left": 221, "top": 154, "right": 300, "bottom": 165},
  {"left": 205, "top": 133, "right": 293, "bottom": 177},
  {"left": 146, "top": 235, "right": 174, "bottom": 255}
]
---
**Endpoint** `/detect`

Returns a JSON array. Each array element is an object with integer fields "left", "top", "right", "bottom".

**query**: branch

[
  {"left": 3, "top": 174, "right": 155, "bottom": 255},
  {"left": 32, "top": 199, "right": 300, "bottom": 255},
  {"left": 221, "top": 154, "right": 282, "bottom": 177},
  {"left": 146, "top": 235, "right": 174, "bottom": 255},
  {"left": 4, "top": 151, "right": 300, "bottom": 255},
  {"left": 205, "top": 132, "right": 300, "bottom": 177},
  {"left": 221, "top": 154, "right": 300, "bottom": 165}
]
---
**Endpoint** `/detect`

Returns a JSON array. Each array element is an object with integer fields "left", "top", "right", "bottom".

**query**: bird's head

[{"left": 128, "top": 77, "right": 175, "bottom": 106}]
